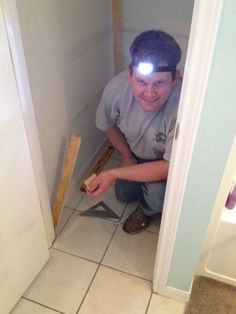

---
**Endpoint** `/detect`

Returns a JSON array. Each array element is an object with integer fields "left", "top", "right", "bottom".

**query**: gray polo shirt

[{"left": 96, "top": 70, "right": 181, "bottom": 161}]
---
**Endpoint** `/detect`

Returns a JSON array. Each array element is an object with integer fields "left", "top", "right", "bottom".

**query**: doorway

[{"left": 2, "top": 1, "right": 225, "bottom": 306}]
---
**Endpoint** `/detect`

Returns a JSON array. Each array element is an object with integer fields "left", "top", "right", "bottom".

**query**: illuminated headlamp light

[
  {"left": 138, "top": 62, "right": 154, "bottom": 75},
  {"left": 132, "top": 62, "right": 176, "bottom": 75}
]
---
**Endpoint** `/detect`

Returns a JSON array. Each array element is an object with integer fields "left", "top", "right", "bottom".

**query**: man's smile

[{"left": 141, "top": 96, "right": 159, "bottom": 103}]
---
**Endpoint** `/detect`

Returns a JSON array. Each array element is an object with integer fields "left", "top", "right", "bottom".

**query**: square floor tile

[
  {"left": 23, "top": 249, "right": 97, "bottom": 314},
  {"left": 121, "top": 202, "right": 161, "bottom": 234},
  {"left": 79, "top": 266, "right": 151, "bottom": 314},
  {"left": 77, "top": 186, "right": 126, "bottom": 219},
  {"left": 10, "top": 298, "right": 59, "bottom": 314},
  {"left": 102, "top": 224, "right": 158, "bottom": 280},
  {"left": 147, "top": 294, "right": 186, "bottom": 314},
  {"left": 53, "top": 211, "right": 117, "bottom": 262}
]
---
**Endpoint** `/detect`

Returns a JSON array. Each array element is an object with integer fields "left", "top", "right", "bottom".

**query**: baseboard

[
  {"left": 199, "top": 269, "right": 236, "bottom": 288},
  {"left": 158, "top": 286, "right": 191, "bottom": 303}
]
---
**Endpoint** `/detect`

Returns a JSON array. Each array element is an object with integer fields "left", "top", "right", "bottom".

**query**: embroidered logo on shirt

[
  {"left": 114, "top": 109, "right": 121, "bottom": 124},
  {"left": 153, "top": 132, "right": 166, "bottom": 144}
]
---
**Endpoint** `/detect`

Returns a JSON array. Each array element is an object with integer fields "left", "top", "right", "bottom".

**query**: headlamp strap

[
  {"left": 130, "top": 62, "right": 176, "bottom": 73},
  {"left": 152, "top": 65, "right": 176, "bottom": 72}
]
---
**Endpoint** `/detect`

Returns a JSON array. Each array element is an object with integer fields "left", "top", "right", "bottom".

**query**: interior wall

[
  {"left": 15, "top": 0, "right": 194, "bottom": 202},
  {"left": 16, "top": 0, "right": 110, "bottom": 201},
  {"left": 167, "top": 0, "right": 236, "bottom": 292},
  {"left": 120, "top": 0, "right": 195, "bottom": 73}
]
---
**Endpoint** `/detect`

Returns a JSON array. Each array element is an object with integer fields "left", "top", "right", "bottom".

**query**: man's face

[{"left": 129, "top": 63, "right": 179, "bottom": 112}]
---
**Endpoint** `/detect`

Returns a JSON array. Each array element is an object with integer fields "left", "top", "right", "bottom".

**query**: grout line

[
  {"left": 52, "top": 236, "right": 153, "bottom": 283},
  {"left": 75, "top": 263, "right": 153, "bottom": 314},
  {"left": 74, "top": 216, "right": 121, "bottom": 313},
  {"left": 100, "top": 218, "right": 121, "bottom": 264},
  {"left": 21, "top": 297, "right": 65, "bottom": 314},
  {"left": 100, "top": 263, "right": 153, "bottom": 283},
  {"left": 51, "top": 209, "right": 76, "bottom": 245},
  {"left": 145, "top": 290, "right": 154, "bottom": 314},
  {"left": 75, "top": 217, "right": 152, "bottom": 313},
  {"left": 75, "top": 265, "right": 101, "bottom": 313},
  {"left": 74, "top": 190, "right": 87, "bottom": 208},
  {"left": 52, "top": 192, "right": 87, "bottom": 244},
  {"left": 51, "top": 247, "right": 100, "bottom": 266},
  {"left": 50, "top": 161, "right": 159, "bottom": 313}
]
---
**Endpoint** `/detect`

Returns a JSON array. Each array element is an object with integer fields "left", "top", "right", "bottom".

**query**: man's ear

[
  {"left": 128, "top": 66, "right": 133, "bottom": 80},
  {"left": 173, "top": 69, "right": 181, "bottom": 86},
  {"left": 175, "top": 69, "right": 181, "bottom": 81}
]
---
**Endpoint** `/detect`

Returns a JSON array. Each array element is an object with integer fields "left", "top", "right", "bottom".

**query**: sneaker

[{"left": 123, "top": 206, "right": 152, "bottom": 234}]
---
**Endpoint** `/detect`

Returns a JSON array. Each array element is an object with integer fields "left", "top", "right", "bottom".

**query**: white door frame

[
  {"left": 1, "top": 0, "right": 55, "bottom": 246},
  {"left": 153, "top": 0, "right": 224, "bottom": 301}
]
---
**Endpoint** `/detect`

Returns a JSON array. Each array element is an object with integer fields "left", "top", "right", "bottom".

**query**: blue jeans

[{"left": 115, "top": 157, "right": 166, "bottom": 217}]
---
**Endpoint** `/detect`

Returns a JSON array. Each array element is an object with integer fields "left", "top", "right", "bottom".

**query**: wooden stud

[
  {"left": 112, "top": 0, "right": 122, "bottom": 75},
  {"left": 81, "top": 145, "right": 114, "bottom": 191},
  {"left": 52, "top": 135, "right": 81, "bottom": 230}
]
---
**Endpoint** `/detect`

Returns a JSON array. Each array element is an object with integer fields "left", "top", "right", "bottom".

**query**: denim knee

[
  {"left": 140, "top": 181, "right": 166, "bottom": 216},
  {"left": 115, "top": 179, "right": 141, "bottom": 203}
]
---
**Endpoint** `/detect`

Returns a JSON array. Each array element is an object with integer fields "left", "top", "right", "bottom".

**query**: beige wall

[
  {"left": 16, "top": 0, "right": 194, "bottom": 202},
  {"left": 16, "top": 0, "right": 110, "bottom": 201},
  {"left": 120, "top": 0, "right": 195, "bottom": 72}
]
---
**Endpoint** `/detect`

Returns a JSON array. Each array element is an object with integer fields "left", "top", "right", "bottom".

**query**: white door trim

[
  {"left": 153, "top": 0, "right": 224, "bottom": 301},
  {"left": 2, "top": 0, "right": 55, "bottom": 246}
]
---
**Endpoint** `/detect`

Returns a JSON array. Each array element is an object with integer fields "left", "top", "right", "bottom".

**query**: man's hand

[{"left": 86, "top": 170, "right": 116, "bottom": 197}]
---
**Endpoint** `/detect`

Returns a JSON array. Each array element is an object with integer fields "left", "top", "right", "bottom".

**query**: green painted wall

[{"left": 168, "top": 0, "right": 236, "bottom": 291}]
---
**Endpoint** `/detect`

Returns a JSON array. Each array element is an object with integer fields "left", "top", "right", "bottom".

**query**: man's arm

[
  {"left": 86, "top": 160, "right": 169, "bottom": 197},
  {"left": 105, "top": 126, "right": 137, "bottom": 166}
]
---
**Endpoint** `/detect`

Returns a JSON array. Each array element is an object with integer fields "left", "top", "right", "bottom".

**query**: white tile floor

[{"left": 11, "top": 152, "right": 186, "bottom": 314}]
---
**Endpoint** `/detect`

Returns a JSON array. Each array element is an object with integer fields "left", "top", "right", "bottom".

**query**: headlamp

[
  {"left": 138, "top": 62, "right": 154, "bottom": 75},
  {"left": 130, "top": 61, "right": 176, "bottom": 75}
]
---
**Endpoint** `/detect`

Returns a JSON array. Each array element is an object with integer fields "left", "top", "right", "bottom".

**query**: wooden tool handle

[
  {"left": 84, "top": 173, "right": 97, "bottom": 189},
  {"left": 81, "top": 145, "right": 114, "bottom": 191}
]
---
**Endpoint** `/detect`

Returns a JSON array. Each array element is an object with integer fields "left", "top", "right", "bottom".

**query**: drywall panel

[
  {"left": 120, "top": 0, "right": 194, "bottom": 72},
  {"left": 16, "top": 0, "right": 109, "bottom": 199},
  {"left": 121, "top": 0, "right": 194, "bottom": 35}
]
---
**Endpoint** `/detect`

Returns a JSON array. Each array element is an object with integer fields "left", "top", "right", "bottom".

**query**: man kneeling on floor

[{"left": 86, "top": 30, "right": 182, "bottom": 234}]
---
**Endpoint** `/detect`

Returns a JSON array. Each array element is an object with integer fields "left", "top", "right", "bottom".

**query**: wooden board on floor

[{"left": 52, "top": 135, "right": 81, "bottom": 230}]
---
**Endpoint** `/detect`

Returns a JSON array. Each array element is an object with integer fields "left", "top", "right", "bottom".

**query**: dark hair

[{"left": 129, "top": 30, "right": 181, "bottom": 78}]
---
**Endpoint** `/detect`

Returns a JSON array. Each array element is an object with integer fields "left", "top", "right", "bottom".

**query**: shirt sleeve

[{"left": 96, "top": 76, "right": 123, "bottom": 132}]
